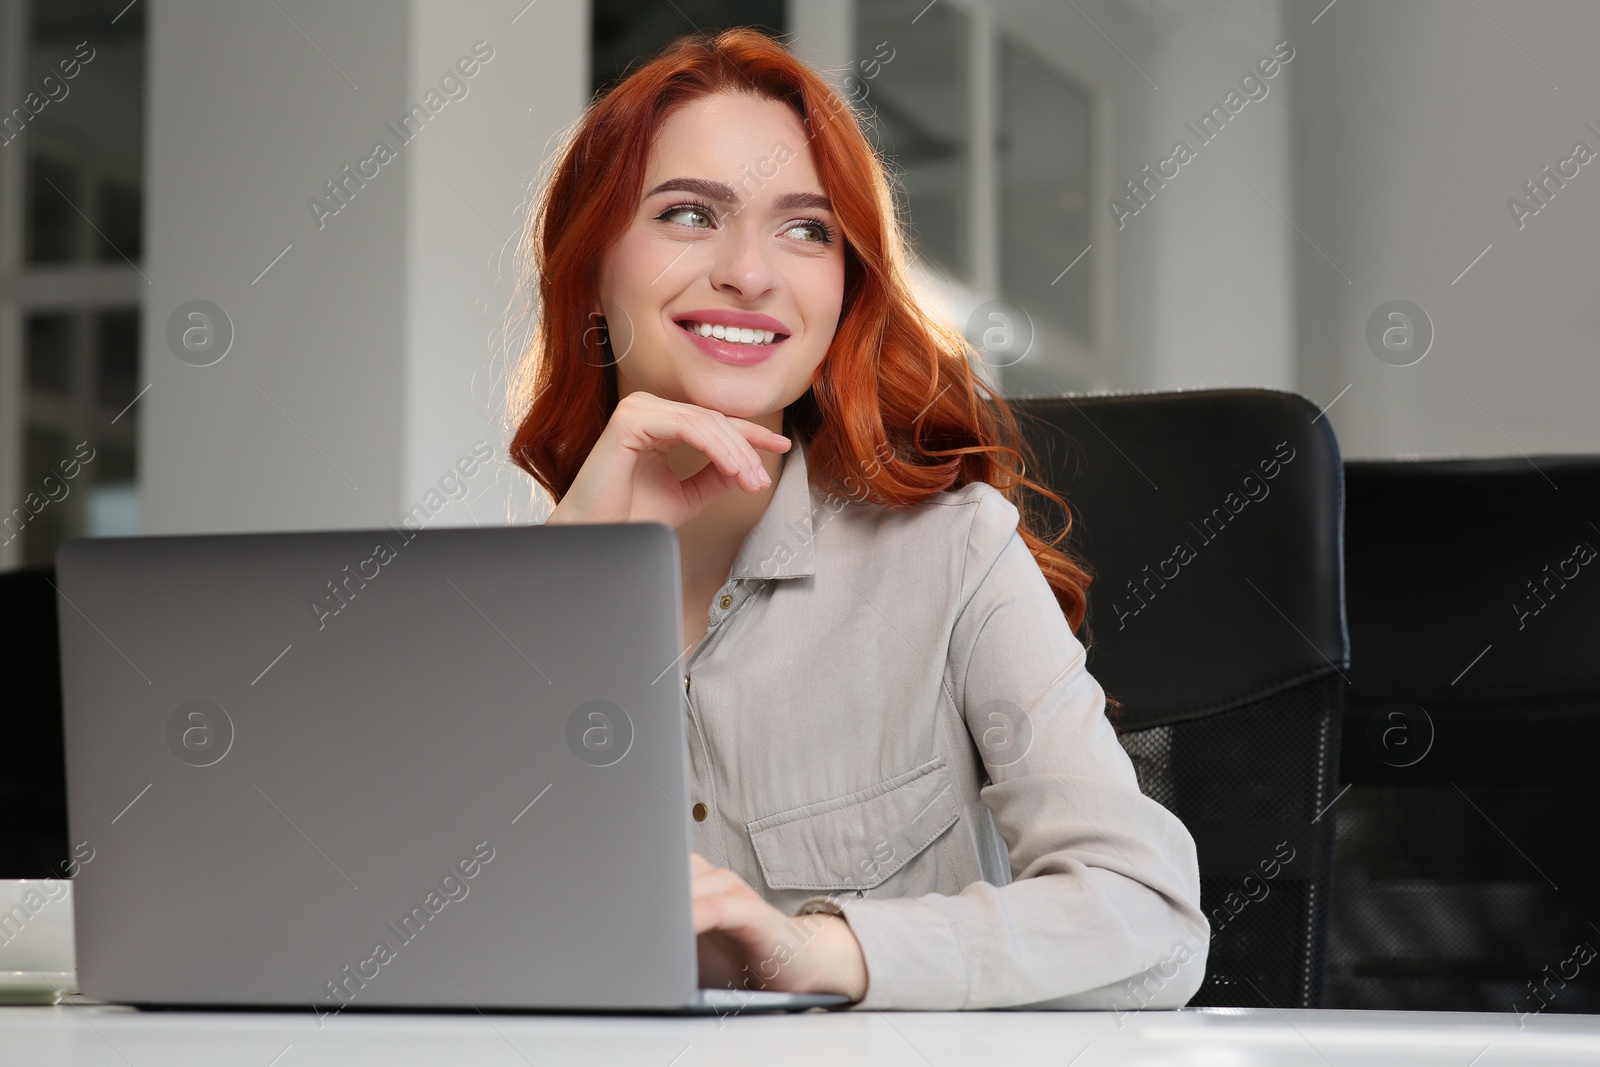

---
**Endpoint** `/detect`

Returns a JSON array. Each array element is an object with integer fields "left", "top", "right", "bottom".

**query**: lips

[
  {"left": 672, "top": 309, "right": 792, "bottom": 338},
  {"left": 675, "top": 319, "right": 787, "bottom": 366},
  {"left": 677, "top": 319, "right": 782, "bottom": 346}
]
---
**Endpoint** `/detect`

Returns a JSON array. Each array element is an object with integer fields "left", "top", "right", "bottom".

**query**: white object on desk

[
  {"left": 0, "top": 879, "right": 76, "bottom": 1004},
  {"left": 0, "top": 972, "right": 78, "bottom": 1006}
]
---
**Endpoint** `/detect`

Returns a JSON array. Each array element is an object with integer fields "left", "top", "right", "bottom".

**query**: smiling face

[{"left": 597, "top": 91, "right": 846, "bottom": 430}]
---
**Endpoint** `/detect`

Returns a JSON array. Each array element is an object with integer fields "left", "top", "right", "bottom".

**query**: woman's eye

[
  {"left": 659, "top": 205, "right": 713, "bottom": 229},
  {"left": 784, "top": 221, "right": 831, "bottom": 243}
]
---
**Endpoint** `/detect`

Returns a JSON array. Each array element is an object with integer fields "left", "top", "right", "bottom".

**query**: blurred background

[
  {"left": 2, "top": 0, "right": 1598, "bottom": 1014},
  {"left": 3, "top": 0, "right": 1598, "bottom": 564}
]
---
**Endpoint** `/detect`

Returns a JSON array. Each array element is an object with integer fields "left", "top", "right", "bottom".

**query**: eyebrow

[{"left": 644, "top": 177, "right": 833, "bottom": 214}]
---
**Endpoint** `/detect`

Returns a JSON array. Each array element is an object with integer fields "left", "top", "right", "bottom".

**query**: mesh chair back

[{"left": 1011, "top": 388, "right": 1348, "bottom": 1008}]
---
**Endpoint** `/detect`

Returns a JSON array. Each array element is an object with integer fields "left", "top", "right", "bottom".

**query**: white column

[
  {"left": 140, "top": 0, "right": 587, "bottom": 535},
  {"left": 788, "top": 0, "right": 852, "bottom": 96},
  {"left": 1140, "top": 0, "right": 1294, "bottom": 394}
]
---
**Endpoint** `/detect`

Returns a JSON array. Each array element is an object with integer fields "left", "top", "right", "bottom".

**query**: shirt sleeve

[{"left": 793, "top": 486, "right": 1210, "bottom": 1010}]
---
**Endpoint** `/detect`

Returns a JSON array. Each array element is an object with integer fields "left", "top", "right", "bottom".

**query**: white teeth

[{"left": 684, "top": 321, "right": 778, "bottom": 345}]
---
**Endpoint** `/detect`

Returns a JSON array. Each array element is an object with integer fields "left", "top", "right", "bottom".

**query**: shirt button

[
  {"left": 718, "top": 594, "right": 733, "bottom": 609},
  {"left": 692, "top": 802, "right": 709, "bottom": 821}
]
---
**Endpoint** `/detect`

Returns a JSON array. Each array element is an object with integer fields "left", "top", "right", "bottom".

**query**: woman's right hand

[{"left": 544, "top": 391, "right": 792, "bottom": 529}]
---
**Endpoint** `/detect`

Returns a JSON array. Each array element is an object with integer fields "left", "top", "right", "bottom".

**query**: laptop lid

[{"left": 56, "top": 522, "right": 702, "bottom": 1011}]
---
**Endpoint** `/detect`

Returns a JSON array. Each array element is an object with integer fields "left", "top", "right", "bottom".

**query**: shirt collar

[{"left": 728, "top": 415, "right": 818, "bottom": 581}]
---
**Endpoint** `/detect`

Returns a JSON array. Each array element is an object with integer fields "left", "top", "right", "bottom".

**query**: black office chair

[
  {"left": 1329, "top": 456, "right": 1600, "bottom": 1012},
  {"left": 1011, "top": 388, "right": 1348, "bottom": 1009},
  {"left": 0, "top": 565, "right": 71, "bottom": 878}
]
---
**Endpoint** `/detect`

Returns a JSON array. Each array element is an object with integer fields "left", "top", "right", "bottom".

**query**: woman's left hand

[{"left": 690, "top": 852, "right": 868, "bottom": 1002}]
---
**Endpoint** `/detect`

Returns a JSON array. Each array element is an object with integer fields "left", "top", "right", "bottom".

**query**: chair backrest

[
  {"left": 0, "top": 565, "right": 71, "bottom": 878},
  {"left": 1011, "top": 388, "right": 1348, "bottom": 1008},
  {"left": 1334, "top": 456, "right": 1600, "bottom": 1013}
]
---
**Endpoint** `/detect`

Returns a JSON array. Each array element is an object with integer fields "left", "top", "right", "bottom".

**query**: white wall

[
  {"left": 141, "top": 0, "right": 584, "bottom": 535},
  {"left": 1291, "top": 0, "right": 1600, "bottom": 459}
]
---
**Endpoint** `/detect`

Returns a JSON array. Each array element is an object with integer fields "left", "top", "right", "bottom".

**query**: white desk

[{"left": 3, "top": 999, "right": 1598, "bottom": 1065}]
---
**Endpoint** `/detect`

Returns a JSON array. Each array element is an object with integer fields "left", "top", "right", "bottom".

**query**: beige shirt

[{"left": 680, "top": 417, "right": 1209, "bottom": 1011}]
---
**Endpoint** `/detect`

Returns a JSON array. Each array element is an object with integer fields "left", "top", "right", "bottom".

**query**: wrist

[{"left": 804, "top": 913, "right": 868, "bottom": 1002}]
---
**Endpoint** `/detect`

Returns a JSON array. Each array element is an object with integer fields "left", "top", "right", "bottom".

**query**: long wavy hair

[{"left": 503, "top": 27, "right": 1116, "bottom": 718}]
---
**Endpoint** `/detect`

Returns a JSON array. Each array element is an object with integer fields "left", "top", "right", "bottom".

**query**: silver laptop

[{"left": 54, "top": 522, "right": 848, "bottom": 1015}]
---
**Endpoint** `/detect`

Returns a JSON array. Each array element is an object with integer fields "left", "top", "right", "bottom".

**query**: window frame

[
  {"left": 846, "top": 0, "right": 1112, "bottom": 393},
  {"left": 0, "top": 0, "right": 144, "bottom": 570}
]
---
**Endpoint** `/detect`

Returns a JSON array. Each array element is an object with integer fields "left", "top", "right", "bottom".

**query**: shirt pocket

[{"left": 746, "top": 755, "right": 962, "bottom": 892}]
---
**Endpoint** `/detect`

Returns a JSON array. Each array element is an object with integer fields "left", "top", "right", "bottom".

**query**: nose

[{"left": 707, "top": 219, "right": 775, "bottom": 300}]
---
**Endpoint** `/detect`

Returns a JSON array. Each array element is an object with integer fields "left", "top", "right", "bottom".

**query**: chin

[{"left": 676, "top": 378, "right": 785, "bottom": 422}]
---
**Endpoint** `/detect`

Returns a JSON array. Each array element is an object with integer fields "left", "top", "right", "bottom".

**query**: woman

[{"left": 505, "top": 27, "right": 1208, "bottom": 1011}]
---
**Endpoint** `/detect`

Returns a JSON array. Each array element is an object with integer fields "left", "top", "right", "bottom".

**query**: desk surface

[{"left": 3, "top": 1000, "right": 1598, "bottom": 1066}]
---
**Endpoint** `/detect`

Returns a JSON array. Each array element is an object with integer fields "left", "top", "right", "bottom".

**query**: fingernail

[{"left": 759, "top": 468, "right": 772, "bottom": 486}]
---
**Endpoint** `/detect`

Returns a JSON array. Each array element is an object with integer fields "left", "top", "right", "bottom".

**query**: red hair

[{"left": 504, "top": 27, "right": 1109, "bottom": 704}]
